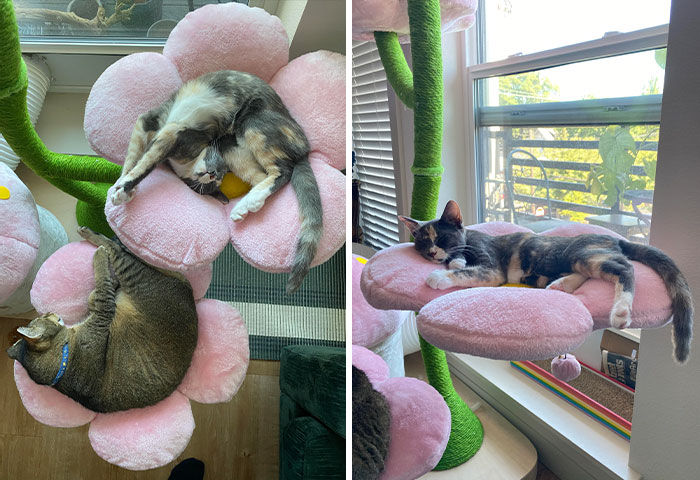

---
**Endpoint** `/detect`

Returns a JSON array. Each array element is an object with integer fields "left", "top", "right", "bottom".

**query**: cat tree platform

[{"left": 361, "top": 222, "right": 674, "bottom": 361}]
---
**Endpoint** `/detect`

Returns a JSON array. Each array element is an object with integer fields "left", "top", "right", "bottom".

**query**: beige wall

[{"left": 17, "top": 92, "right": 94, "bottom": 242}]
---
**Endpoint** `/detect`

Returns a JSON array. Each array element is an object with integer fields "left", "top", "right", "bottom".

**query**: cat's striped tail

[
  {"left": 620, "top": 240, "right": 694, "bottom": 363},
  {"left": 286, "top": 157, "right": 323, "bottom": 294}
]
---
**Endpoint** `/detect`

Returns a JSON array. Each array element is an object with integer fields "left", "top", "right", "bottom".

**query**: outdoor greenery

[{"left": 486, "top": 55, "right": 662, "bottom": 228}]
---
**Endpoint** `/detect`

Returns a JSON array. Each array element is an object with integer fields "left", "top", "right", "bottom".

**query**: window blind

[{"left": 352, "top": 40, "right": 400, "bottom": 250}]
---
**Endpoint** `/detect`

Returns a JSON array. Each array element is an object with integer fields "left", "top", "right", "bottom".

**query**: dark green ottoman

[{"left": 279, "top": 345, "right": 346, "bottom": 479}]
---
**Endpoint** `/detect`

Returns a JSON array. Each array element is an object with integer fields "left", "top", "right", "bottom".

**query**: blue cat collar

[{"left": 51, "top": 343, "right": 69, "bottom": 386}]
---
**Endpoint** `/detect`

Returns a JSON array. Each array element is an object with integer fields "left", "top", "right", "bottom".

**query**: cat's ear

[
  {"left": 398, "top": 216, "right": 422, "bottom": 236},
  {"left": 16, "top": 325, "right": 48, "bottom": 351},
  {"left": 441, "top": 200, "right": 463, "bottom": 227}
]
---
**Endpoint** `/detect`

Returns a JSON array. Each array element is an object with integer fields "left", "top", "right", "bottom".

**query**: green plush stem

[
  {"left": 373, "top": 0, "right": 484, "bottom": 470},
  {"left": 0, "top": 0, "right": 121, "bottom": 231},
  {"left": 373, "top": 31, "right": 415, "bottom": 109},
  {"left": 419, "top": 336, "right": 484, "bottom": 469}
]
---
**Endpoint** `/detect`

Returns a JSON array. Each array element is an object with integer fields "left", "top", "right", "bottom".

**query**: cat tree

[{"left": 355, "top": 0, "right": 679, "bottom": 474}]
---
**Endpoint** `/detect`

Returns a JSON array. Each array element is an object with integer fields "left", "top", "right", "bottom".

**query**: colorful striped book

[{"left": 511, "top": 360, "right": 632, "bottom": 440}]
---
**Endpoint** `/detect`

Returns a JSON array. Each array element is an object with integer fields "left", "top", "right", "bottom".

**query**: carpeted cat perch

[
  {"left": 354, "top": 0, "right": 482, "bottom": 472},
  {"left": 3, "top": 2, "right": 346, "bottom": 471}
]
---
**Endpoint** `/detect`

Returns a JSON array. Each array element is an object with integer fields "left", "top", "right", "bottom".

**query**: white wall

[{"left": 628, "top": 0, "right": 700, "bottom": 477}]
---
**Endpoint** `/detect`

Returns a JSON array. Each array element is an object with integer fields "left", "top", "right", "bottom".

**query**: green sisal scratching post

[
  {"left": 374, "top": 0, "right": 484, "bottom": 469},
  {"left": 0, "top": 0, "right": 120, "bottom": 236}
]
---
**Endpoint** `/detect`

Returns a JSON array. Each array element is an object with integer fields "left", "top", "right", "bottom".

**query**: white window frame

[{"left": 450, "top": 10, "right": 674, "bottom": 480}]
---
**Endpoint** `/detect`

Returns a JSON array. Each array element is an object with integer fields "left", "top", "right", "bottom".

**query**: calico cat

[
  {"left": 179, "top": 134, "right": 234, "bottom": 204},
  {"left": 6, "top": 227, "right": 198, "bottom": 413},
  {"left": 352, "top": 366, "right": 391, "bottom": 480},
  {"left": 399, "top": 201, "right": 694, "bottom": 363},
  {"left": 109, "top": 70, "right": 322, "bottom": 293}
]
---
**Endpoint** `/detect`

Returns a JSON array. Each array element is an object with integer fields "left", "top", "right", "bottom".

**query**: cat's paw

[
  {"left": 426, "top": 270, "right": 455, "bottom": 290},
  {"left": 448, "top": 258, "right": 467, "bottom": 270},
  {"left": 110, "top": 183, "right": 134, "bottom": 206},
  {"left": 546, "top": 277, "right": 572, "bottom": 293},
  {"left": 610, "top": 301, "right": 632, "bottom": 329},
  {"left": 230, "top": 201, "right": 249, "bottom": 222},
  {"left": 244, "top": 191, "right": 267, "bottom": 213}
]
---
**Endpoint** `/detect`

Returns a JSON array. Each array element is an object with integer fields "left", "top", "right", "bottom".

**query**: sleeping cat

[
  {"left": 6, "top": 227, "right": 198, "bottom": 413},
  {"left": 109, "top": 70, "right": 322, "bottom": 293},
  {"left": 352, "top": 366, "right": 391, "bottom": 480},
  {"left": 399, "top": 200, "right": 694, "bottom": 363}
]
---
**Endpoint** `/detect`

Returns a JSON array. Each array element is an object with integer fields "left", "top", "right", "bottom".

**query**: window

[
  {"left": 15, "top": 0, "right": 249, "bottom": 39},
  {"left": 471, "top": 1, "right": 669, "bottom": 243},
  {"left": 352, "top": 40, "right": 401, "bottom": 250},
  {"left": 481, "top": 0, "right": 671, "bottom": 62}
]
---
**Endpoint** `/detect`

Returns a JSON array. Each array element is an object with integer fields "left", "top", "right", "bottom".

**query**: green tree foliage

[{"left": 491, "top": 65, "right": 660, "bottom": 226}]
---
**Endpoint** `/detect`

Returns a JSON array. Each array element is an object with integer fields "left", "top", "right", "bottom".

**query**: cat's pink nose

[{"left": 209, "top": 173, "right": 216, "bottom": 179}]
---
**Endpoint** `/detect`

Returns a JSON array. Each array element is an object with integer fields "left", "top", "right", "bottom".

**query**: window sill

[{"left": 447, "top": 352, "right": 642, "bottom": 480}]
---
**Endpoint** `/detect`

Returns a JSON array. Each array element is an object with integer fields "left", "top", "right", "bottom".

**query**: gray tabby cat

[
  {"left": 109, "top": 70, "right": 322, "bottom": 293},
  {"left": 400, "top": 201, "right": 694, "bottom": 363},
  {"left": 6, "top": 227, "right": 198, "bottom": 413}
]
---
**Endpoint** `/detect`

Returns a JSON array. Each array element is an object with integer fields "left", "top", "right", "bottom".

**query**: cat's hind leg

[
  {"left": 229, "top": 146, "right": 293, "bottom": 221},
  {"left": 426, "top": 266, "right": 504, "bottom": 290},
  {"left": 577, "top": 256, "right": 635, "bottom": 328}
]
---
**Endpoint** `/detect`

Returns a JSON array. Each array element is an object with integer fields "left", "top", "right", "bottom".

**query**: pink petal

[
  {"left": 270, "top": 51, "right": 346, "bottom": 170},
  {"left": 163, "top": 3, "right": 289, "bottom": 83},
  {"left": 88, "top": 391, "right": 194, "bottom": 471},
  {"left": 30, "top": 241, "right": 96, "bottom": 326},
  {"left": 106, "top": 166, "right": 231, "bottom": 271},
  {"left": 352, "top": 255, "right": 406, "bottom": 347},
  {"left": 14, "top": 362, "right": 96, "bottom": 428},
  {"left": 377, "top": 377, "right": 451, "bottom": 480},
  {"left": 228, "top": 156, "right": 346, "bottom": 272},
  {"left": 84, "top": 52, "right": 182, "bottom": 165},
  {"left": 541, "top": 223, "right": 625, "bottom": 239},
  {"left": 178, "top": 299, "right": 249, "bottom": 403},
  {"left": 353, "top": 0, "right": 478, "bottom": 42},
  {"left": 360, "top": 243, "right": 462, "bottom": 312},
  {"left": 184, "top": 263, "right": 213, "bottom": 301},
  {"left": 417, "top": 287, "right": 593, "bottom": 360},
  {"left": 352, "top": 345, "right": 390, "bottom": 386},
  {"left": 0, "top": 164, "right": 39, "bottom": 302}
]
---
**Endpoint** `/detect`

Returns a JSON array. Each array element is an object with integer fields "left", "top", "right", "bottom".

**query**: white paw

[
  {"left": 610, "top": 302, "right": 632, "bottom": 329},
  {"left": 426, "top": 270, "right": 455, "bottom": 290},
  {"left": 230, "top": 201, "right": 249, "bottom": 222},
  {"left": 547, "top": 277, "right": 571, "bottom": 293},
  {"left": 110, "top": 183, "right": 134, "bottom": 206},
  {"left": 448, "top": 258, "right": 466, "bottom": 270}
]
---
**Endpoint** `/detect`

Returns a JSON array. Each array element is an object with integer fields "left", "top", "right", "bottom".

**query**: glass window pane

[
  {"left": 15, "top": 0, "right": 248, "bottom": 38},
  {"left": 482, "top": 0, "right": 671, "bottom": 62},
  {"left": 478, "top": 124, "right": 658, "bottom": 243},
  {"left": 480, "top": 49, "right": 666, "bottom": 107}
]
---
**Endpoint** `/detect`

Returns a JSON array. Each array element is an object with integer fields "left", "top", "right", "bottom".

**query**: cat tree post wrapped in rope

[
  {"left": 357, "top": 0, "right": 484, "bottom": 469},
  {"left": 0, "top": 0, "right": 121, "bottom": 236}
]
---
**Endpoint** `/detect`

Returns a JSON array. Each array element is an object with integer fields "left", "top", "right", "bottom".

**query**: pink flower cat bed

[
  {"left": 12, "top": 242, "right": 249, "bottom": 470},
  {"left": 84, "top": 3, "right": 346, "bottom": 275},
  {"left": 353, "top": 345, "right": 451, "bottom": 480},
  {"left": 0, "top": 163, "right": 67, "bottom": 315},
  {"left": 361, "top": 222, "right": 676, "bottom": 361}
]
